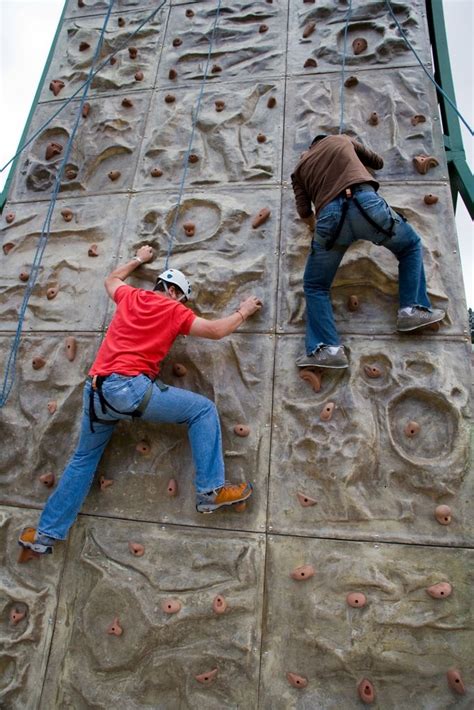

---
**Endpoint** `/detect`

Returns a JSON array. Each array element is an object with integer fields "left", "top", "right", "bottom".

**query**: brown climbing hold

[
  {"left": 82, "top": 102, "right": 91, "bottom": 118},
  {"left": 303, "top": 21, "right": 316, "bottom": 38},
  {"left": 169, "top": 69, "right": 178, "bottom": 80},
  {"left": 134, "top": 71, "right": 144, "bottom": 82},
  {"left": 150, "top": 168, "right": 163, "bottom": 178},
  {"left": 320, "top": 402, "right": 335, "bottom": 421},
  {"left": 88, "top": 244, "right": 99, "bottom": 257},
  {"left": 215, "top": 100, "right": 225, "bottom": 112},
  {"left": 18, "top": 547, "right": 40, "bottom": 563},
  {"left": 352, "top": 37, "right": 368, "bottom": 55},
  {"left": 234, "top": 424, "right": 250, "bottom": 437},
  {"left": 364, "top": 364, "right": 382, "bottom": 379},
  {"left": 404, "top": 420, "right": 420, "bottom": 437},
  {"left": 128, "top": 47, "right": 138, "bottom": 59},
  {"left": 99, "top": 476, "right": 113, "bottom": 491},
  {"left": 188, "top": 154, "right": 199, "bottom": 164},
  {"left": 183, "top": 222, "right": 195, "bottom": 237},
  {"left": 368, "top": 112, "right": 379, "bottom": 126},
  {"left": 424, "top": 193, "right": 438, "bottom": 205},
  {"left": 106, "top": 617, "right": 123, "bottom": 636},
  {"left": 5, "top": 213, "right": 15, "bottom": 224},
  {"left": 290, "top": 564, "right": 315, "bottom": 581},
  {"left": 172, "top": 363, "right": 187, "bottom": 377},
  {"left": 304, "top": 57, "right": 317, "bottom": 68},
  {"left": 121, "top": 97, "right": 134, "bottom": 108},
  {"left": 435, "top": 504, "right": 452, "bottom": 525},
  {"left": 411, "top": 114, "right": 426, "bottom": 126},
  {"left": 49, "top": 80, "right": 65, "bottom": 96},
  {"left": 233, "top": 501, "right": 247, "bottom": 513},
  {"left": 128, "top": 542, "right": 145, "bottom": 557},
  {"left": 65, "top": 336, "right": 77, "bottom": 362},
  {"left": 358, "top": 679, "right": 375, "bottom": 704},
  {"left": 447, "top": 669, "right": 466, "bottom": 695},
  {"left": 47, "top": 401, "right": 57, "bottom": 414},
  {"left": 65, "top": 167, "right": 78, "bottom": 180},
  {"left": 136, "top": 440, "right": 151, "bottom": 455},
  {"left": 79, "top": 41, "right": 90, "bottom": 52},
  {"left": 252, "top": 207, "right": 271, "bottom": 228},
  {"left": 299, "top": 368, "right": 322, "bottom": 392},
  {"left": 297, "top": 492, "right": 317, "bottom": 507},
  {"left": 110, "top": 56, "right": 117, "bottom": 66},
  {"left": 344, "top": 76, "right": 358, "bottom": 87},
  {"left": 426, "top": 582, "right": 452, "bottom": 599},
  {"left": 195, "top": 668, "right": 218, "bottom": 685},
  {"left": 173, "top": 38, "right": 182, "bottom": 48},
  {"left": 45, "top": 142, "right": 63, "bottom": 160},
  {"left": 32, "top": 357, "right": 46, "bottom": 370},
  {"left": 78, "top": 0, "right": 85, "bottom": 7},
  {"left": 286, "top": 672, "right": 308, "bottom": 689},
  {"left": 259, "top": 24, "right": 269, "bottom": 33},
  {"left": 347, "top": 295, "right": 359, "bottom": 311},
  {"left": 118, "top": 17, "right": 125, "bottom": 27},
  {"left": 162, "top": 598, "right": 182, "bottom": 614},
  {"left": 3, "top": 242, "right": 15, "bottom": 255},
  {"left": 347, "top": 592, "right": 367, "bottom": 608},
  {"left": 213, "top": 595, "right": 228, "bottom": 614},
  {"left": 257, "top": 133, "right": 266, "bottom": 143},
  {"left": 165, "top": 94, "right": 176, "bottom": 104},
  {"left": 19, "top": 272, "right": 29, "bottom": 282},
  {"left": 185, "top": 8, "right": 194, "bottom": 18},
  {"left": 211, "top": 64, "right": 222, "bottom": 74},
  {"left": 10, "top": 607, "right": 26, "bottom": 625},
  {"left": 267, "top": 96, "right": 277, "bottom": 108},
  {"left": 108, "top": 170, "right": 121, "bottom": 182},
  {"left": 413, "top": 155, "right": 439, "bottom": 174},
  {"left": 61, "top": 208, "right": 73, "bottom": 222},
  {"left": 167, "top": 478, "right": 178, "bottom": 497},
  {"left": 39, "top": 472, "right": 55, "bottom": 488},
  {"left": 46, "top": 287, "right": 59, "bottom": 300}
]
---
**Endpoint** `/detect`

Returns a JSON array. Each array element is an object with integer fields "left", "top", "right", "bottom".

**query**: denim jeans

[
  {"left": 303, "top": 187, "right": 432, "bottom": 353},
  {"left": 38, "top": 374, "right": 225, "bottom": 540}
]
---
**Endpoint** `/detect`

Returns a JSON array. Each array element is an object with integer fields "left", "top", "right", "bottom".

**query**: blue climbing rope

[
  {"left": 339, "top": 0, "right": 353, "bottom": 134},
  {"left": 164, "top": 0, "right": 223, "bottom": 269},
  {"left": 0, "top": 1, "right": 116, "bottom": 408}
]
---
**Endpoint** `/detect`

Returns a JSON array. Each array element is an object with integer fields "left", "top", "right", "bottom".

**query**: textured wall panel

[
  {"left": 41, "top": 518, "right": 265, "bottom": 709},
  {"left": 64, "top": 0, "right": 160, "bottom": 19},
  {"left": 260, "top": 535, "right": 473, "bottom": 709}
]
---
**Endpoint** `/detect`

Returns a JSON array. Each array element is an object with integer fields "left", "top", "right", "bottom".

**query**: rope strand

[{"left": 339, "top": 0, "right": 353, "bottom": 134}]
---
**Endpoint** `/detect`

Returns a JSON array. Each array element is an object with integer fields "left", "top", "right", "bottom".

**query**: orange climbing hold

[
  {"left": 65, "top": 336, "right": 77, "bottom": 362},
  {"left": 99, "top": 476, "right": 113, "bottom": 491},
  {"left": 19, "top": 272, "right": 29, "bottom": 282},
  {"left": 212, "top": 595, "right": 228, "bottom": 614},
  {"left": 252, "top": 207, "right": 271, "bottom": 228},
  {"left": 128, "top": 542, "right": 145, "bottom": 557},
  {"left": 424, "top": 193, "right": 438, "bottom": 205},
  {"left": 363, "top": 364, "right": 382, "bottom": 379},
  {"left": 10, "top": 607, "right": 26, "bottom": 625},
  {"left": 426, "top": 582, "right": 452, "bottom": 599},
  {"left": 195, "top": 668, "right": 218, "bottom": 685},
  {"left": 297, "top": 492, "right": 317, "bottom": 507},
  {"left": 150, "top": 168, "right": 162, "bottom": 178},
  {"left": 46, "top": 287, "right": 59, "bottom": 300},
  {"left": 172, "top": 363, "right": 187, "bottom": 377},
  {"left": 183, "top": 222, "right": 195, "bottom": 237},
  {"left": 346, "top": 592, "right": 367, "bottom": 608},
  {"left": 32, "top": 357, "right": 46, "bottom": 370},
  {"left": 404, "top": 421, "right": 420, "bottom": 437},
  {"left": 161, "top": 598, "right": 182, "bottom": 614},
  {"left": 299, "top": 368, "right": 322, "bottom": 392},
  {"left": 413, "top": 155, "right": 439, "bottom": 174},
  {"left": 234, "top": 424, "right": 250, "bottom": 437},
  {"left": 352, "top": 37, "right": 368, "bottom": 55},
  {"left": 167, "top": 478, "right": 178, "bottom": 497},
  {"left": 39, "top": 473, "right": 55, "bottom": 488},
  {"left": 320, "top": 402, "right": 335, "bottom": 421},
  {"left": 286, "top": 672, "right": 308, "bottom": 689},
  {"left": 136, "top": 440, "right": 151, "bottom": 455},
  {"left": 358, "top": 678, "right": 375, "bottom": 704},
  {"left": 434, "top": 504, "right": 452, "bottom": 525},
  {"left": 215, "top": 100, "right": 225, "bottom": 112},
  {"left": 290, "top": 564, "right": 315, "bottom": 581},
  {"left": 257, "top": 133, "right": 267, "bottom": 143},
  {"left": 447, "top": 669, "right": 466, "bottom": 695},
  {"left": 61, "top": 208, "right": 73, "bottom": 222},
  {"left": 106, "top": 616, "right": 123, "bottom": 636}
]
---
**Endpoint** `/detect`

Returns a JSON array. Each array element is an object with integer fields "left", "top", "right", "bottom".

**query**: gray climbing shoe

[
  {"left": 295, "top": 346, "right": 349, "bottom": 369},
  {"left": 397, "top": 307, "right": 445, "bottom": 332}
]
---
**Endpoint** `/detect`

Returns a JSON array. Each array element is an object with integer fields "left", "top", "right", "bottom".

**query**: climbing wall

[{"left": 0, "top": 0, "right": 472, "bottom": 708}]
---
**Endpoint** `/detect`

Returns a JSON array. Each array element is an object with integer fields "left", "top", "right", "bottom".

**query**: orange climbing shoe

[
  {"left": 18, "top": 527, "right": 54, "bottom": 560},
  {"left": 196, "top": 482, "right": 253, "bottom": 513}
]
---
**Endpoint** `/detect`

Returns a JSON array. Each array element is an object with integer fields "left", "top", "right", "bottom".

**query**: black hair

[
  {"left": 310, "top": 134, "right": 328, "bottom": 147},
  {"left": 153, "top": 278, "right": 185, "bottom": 298}
]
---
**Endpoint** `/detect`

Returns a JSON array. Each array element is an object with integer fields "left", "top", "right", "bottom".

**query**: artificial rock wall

[{"left": 0, "top": 1, "right": 472, "bottom": 708}]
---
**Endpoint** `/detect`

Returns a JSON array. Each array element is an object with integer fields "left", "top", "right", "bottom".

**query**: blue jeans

[
  {"left": 303, "top": 187, "right": 432, "bottom": 353},
  {"left": 38, "top": 374, "right": 225, "bottom": 540}
]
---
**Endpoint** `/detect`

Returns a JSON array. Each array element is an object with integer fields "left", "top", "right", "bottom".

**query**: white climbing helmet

[{"left": 157, "top": 268, "right": 192, "bottom": 301}]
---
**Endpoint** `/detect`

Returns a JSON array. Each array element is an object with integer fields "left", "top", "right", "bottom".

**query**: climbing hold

[
  {"left": 183, "top": 222, "right": 195, "bottom": 237},
  {"left": 32, "top": 357, "right": 46, "bottom": 370},
  {"left": 259, "top": 24, "right": 269, "bottom": 33},
  {"left": 17, "top": 547, "right": 40, "bottom": 563},
  {"left": 346, "top": 592, "right": 367, "bottom": 608},
  {"left": 304, "top": 57, "right": 317, "bottom": 68},
  {"left": 5, "top": 212, "right": 15, "bottom": 223},
  {"left": 19, "top": 271, "right": 29, "bottom": 282},
  {"left": 252, "top": 207, "right": 271, "bottom": 228},
  {"left": 106, "top": 617, "right": 123, "bottom": 636},
  {"left": 347, "top": 295, "right": 359, "bottom": 311},
  {"left": 352, "top": 38, "right": 368, "bottom": 55},
  {"left": 61, "top": 208, "right": 73, "bottom": 222},
  {"left": 10, "top": 607, "right": 26, "bottom": 625},
  {"left": 79, "top": 41, "right": 90, "bottom": 52},
  {"left": 320, "top": 402, "right": 335, "bottom": 421},
  {"left": 299, "top": 368, "right": 322, "bottom": 392},
  {"left": 134, "top": 71, "right": 144, "bottom": 81},
  {"left": 99, "top": 476, "right": 113, "bottom": 491},
  {"left": 88, "top": 244, "right": 99, "bottom": 257},
  {"left": 108, "top": 170, "right": 121, "bottom": 181},
  {"left": 286, "top": 672, "right": 308, "bottom": 689},
  {"left": 426, "top": 582, "right": 452, "bottom": 599},
  {"left": 78, "top": 0, "right": 85, "bottom": 8},
  {"left": 165, "top": 94, "right": 176, "bottom": 104},
  {"left": 185, "top": 9, "right": 194, "bottom": 18},
  {"left": 49, "top": 79, "right": 65, "bottom": 96},
  {"left": 267, "top": 96, "right": 277, "bottom": 108},
  {"left": 65, "top": 166, "right": 78, "bottom": 180},
  {"left": 211, "top": 64, "right": 222, "bottom": 74},
  {"left": 404, "top": 420, "right": 420, "bottom": 437},
  {"left": 213, "top": 595, "right": 228, "bottom": 614},
  {"left": 46, "top": 287, "right": 59, "bottom": 300},
  {"left": 413, "top": 155, "right": 439, "bottom": 174},
  {"left": 162, "top": 598, "right": 182, "bottom": 614},
  {"left": 65, "top": 336, "right": 77, "bottom": 362},
  {"left": 411, "top": 114, "right": 426, "bottom": 126},
  {"left": 172, "top": 363, "right": 187, "bottom": 377},
  {"left": 150, "top": 168, "right": 162, "bottom": 178},
  {"left": 234, "top": 424, "right": 250, "bottom": 437},
  {"left": 424, "top": 193, "right": 438, "bottom": 205},
  {"left": 290, "top": 564, "right": 315, "bottom": 581},
  {"left": 3, "top": 242, "right": 15, "bottom": 255},
  {"left": 117, "top": 17, "right": 125, "bottom": 27},
  {"left": 363, "top": 364, "right": 382, "bottom": 379},
  {"left": 344, "top": 76, "right": 358, "bottom": 87},
  {"left": 110, "top": 56, "right": 117, "bottom": 66},
  {"left": 47, "top": 401, "right": 57, "bottom": 414},
  {"left": 39, "top": 473, "right": 55, "bottom": 488},
  {"left": 435, "top": 504, "right": 452, "bottom": 525},
  {"left": 188, "top": 154, "right": 199, "bottom": 164},
  {"left": 128, "top": 542, "right": 145, "bottom": 557},
  {"left": 173, "top": 38, "right": 182, "bottom": 48},
  {"left": 128, "top": 47, "right": 138, "bottom": 59},
  {"left": 296, "top": 492, "right": 317, "bottom": 507},
  {"left": 358, "top": 679, "right": 375, "bottom": 704},
  {"left": 195, "top": 668, "right": 218, "bottom": 685},
  {"left": 368, "top": 112, "right": 379, "bottom": 126},
  {"left": 447, "top": 669, "right": 466, "bottom": 695},
  {"left": 302, "top": 21, "right": 316, "bottom": 38},
  {"left": 121, "top": 97, "right": 133, "bottom": 108},
  {"left": 136, "top": 440, "right": 151, "bottom": 455},
  {"left": 257, "top": 133, "right": 267, "bottom": 143},
  {"left": 215, "top": 100, "right": 225, "bottom": 112},
  {"left": 45, "top": 142, "right": 63, "bottom": 160},
  {"left": 169, "top": 68, "right": 177, "bottom": 80},
  {"left": 167, "top": 478, "right": 178, "bottom": 497}
]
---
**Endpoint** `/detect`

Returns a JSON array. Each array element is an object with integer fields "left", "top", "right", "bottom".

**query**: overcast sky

[{"left": 0, "top": 0, "right": 472, "bottom": 305}]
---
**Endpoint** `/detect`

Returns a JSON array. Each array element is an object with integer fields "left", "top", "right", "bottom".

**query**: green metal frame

[
  {"left": 427, "top": 0, "right": 473, "bottom": 218},
  {"left": 0, "top": 1, "right": 68, "bottom": 212}
]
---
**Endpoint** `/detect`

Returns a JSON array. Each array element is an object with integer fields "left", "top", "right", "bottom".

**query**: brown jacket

[{"left": 291, "top": 134, "right": 384, "bottom": 218}]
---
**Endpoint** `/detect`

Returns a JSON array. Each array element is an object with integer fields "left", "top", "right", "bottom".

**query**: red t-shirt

[{"left": 89, "top": 285, "right": 196, "bottom": 377}]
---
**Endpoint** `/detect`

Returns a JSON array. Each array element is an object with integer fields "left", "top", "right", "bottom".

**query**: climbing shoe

[
  {"left": 18, "top": 527, "right": 54, "bottom": 556},
  {"left": 196, "top": 481, "right": 253, "bottom": 514},
  {"left": 397, "top": 306, "right": 445, "bottom": 332},
  {"left": 296, "top": 345, "right": 349, "bottom": 369}
]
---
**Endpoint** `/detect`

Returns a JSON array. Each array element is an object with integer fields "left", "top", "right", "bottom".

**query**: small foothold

[
  {"left": 61, "top": 208, "right": 73, "bottom": 222},
  {"left": 368, "top": 112, "right": 379, "bottom": 126},
  {"left": 110, "top": 56, "right": 117, "bottom": 66},
  {"left": 297, "top": 492, "right": 317, "bottom": 507},
  {"left": 215, "top": 100, "right": 225, "bottom": 112},
  {"left": 19, "top": 272, "right": 29, "bottom": 282},
  {"left": 88, "top": 244, "right": 99, "bottom": 257},
  {"left": 134, "top": 71, "right": 144, "bottom": 81},
  {"left": 259, "top": 24, "right": 269, "bottom": 33},
  {"left": 304, "top": 57, "right": 317, "bottom": 68},
  {"left": 162, "top": 598, "right": 182, "bottom": 614},
  {"left": 211, "top": 64, "right": 222, "bottom": 74},
  {"left": 188, "top": 154, "right": 199, "bottom": 164},
  {"left": 267, "top": 96, "right": 277, "bottom": 108},
  {"left": 10, "top": 607, "right": 26, "bottom": 625},
  {"left": 413, "top": 155, "right": 439, "bottom": 174},
  {"left": 128, "top": 47, "right": 138, "bottom": 59},
  {"left": 165, "top": 94, "right": 176, "bottom": 104},
  {"left": 185, "top": 9, "right": 194, "bottom": 18},
  {"left": 286, "top": 672, "right": 308, "bottom": 689},
  {"left": 344, "top": 76, "right": 358, "bottom": 87},
  {"left": 118, "top": 17, "right": 125, "bottom": 27},
  {"left": 234, "top": 424, "right": 250, "bottom": 437},
  {"left": 233, "top": 501, "right": 247, "bottom": 512},
  {"left": 39, "top": 472, "right": 55, "bottom": 488},
  {"left": 79, "top": 41, "right": 90, "bottom": 52},
  {"left": 257, "top": 133, "right": 266, "bottom": 143},
  {"left": 108, "top": 170, "right": 121, "bottom": 182},
  {"left": 195, "top": 668, "right": 218, "bottom": 685},
  {"left": 346, "top": 592, "right": 367, "bottom": 608},
  {"left": 47, "top": 401, "right": 57, "bottom": 414},
  {"left": 426, "top": 582, "right": 452, "bottom": 599},
  {"left": 49, "top": 80, "right": 65, "bottom": 96},
  {"left": 424, "top": 193, "right": 438, "bottom": 205},
  {"left": 82, "top": 102, "right": 91, "bottom": 118},
  {"left": 411, "top": 114, "right": 426, "bottom": 126},
  {"left": 46, "top": 287, "right": 59, "bottom": 300},
  {"left": 121, "top": 97, "right": 134, "bottom": 108},
  {"left": 404, "top": 420, "right": 420, "bottom": 437},
  {"left": 347, "top": 295, "right": 359, "bottom": 311},
  {"left": 99, "top": 476, "right": 113, "bottom": 491},
  {"left": 252, "top": 207, "right": 271, "bottom": 228},
  {"left": 106, "top": 617, "right": 123, "bottom": 636},
  {"left": 290, "top": 564, "right": 315, "bottom": 581},
  {"left": 302, "top": 21, "right": 316, "bottom": 38},
  {"left": 363, "top": 364, "right": 382, "bottom": 379},
  {"left": 169, "top": 68, "right": 178, "bottom": 80},
  {"left": 173, "top": 38, "right": 182, "bottom": 48},
  {"left": 183, "top": 222, "right": 195, "bottom": 237},
  {"left": 32, "top": 357, "right": 46, "bottom": 370},
  {"left": 320, "top": 402, "right": 335, "bottom": 421},
  {"left": 358, "top": 679, "right": 375, "bottom": 704},
  {"left": 17, "top": 547, "right": 40, "bottom": 563},
  {"left": 167, "top": 478, "right": 178, "bottom": 497},
  {"left": 299, "top": 368, "right": 322, "bottom": 392},
  {"left": 447, "top": 669, "right": 466, "bottom": 695},
  {"left": 172, "top": 363, "right": 187, "bottom": 377},
  {"left": 5, "top": 213, "right": 15, "bottom": 224},
  {"left": 45, "top": 142, "right": 63, "bottom": 160},
  {"left": 65, "top": 167, "right": 78, "bottom": 180},
  {"left": 435, "top": 504, "right": 452, "bottom": 525},
  {"left": 65, "top": 336, "right": 77, "bottom": 362},
  {"left": 128, "top": 542, "right": 145, "bottom": 557},
  {"left": 136, "top": 440, "right": 151, "bottom": 455},
  {"left": 3, "top": 242, "right": 15, "bottom": 255},
  {"left": 78, "top": 0, "right": 85, "bottom": 7},
  {"left": 150, "top": 168, "right": 163, "bottom": 178},
  {"left": 352, "top": 37, "right": 368, "bottom": 55},
  {"left": 213, "top": 595, "right": 227, "bottom": 614}
]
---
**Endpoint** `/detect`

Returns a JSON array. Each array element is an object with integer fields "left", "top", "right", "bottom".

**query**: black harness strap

[
  {"left": 88, "top": 375, "right": 155, "bottom": 433},
  {"left": 352, "top": 194, "right": 395, "bottom": 239},
  {"left": 324, "top": 187, "right": 395, "bottom": 251}
]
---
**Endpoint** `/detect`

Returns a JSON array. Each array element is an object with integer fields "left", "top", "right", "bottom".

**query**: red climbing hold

[
  {"left": 257, "top": 133, "right": 267, "bottom": 143},
  {"left": 346, "top": 592, "right": 367, "bottom": 608},
  {"left": 162, "top": 598, "right": 182, "bottom": 614},
  {"left": 61, "top": 208, "right": 73, "bottom": 222},
  {"left": 150, "top": 168, "right": 163, "bottom": 177},
  {"left": 286, "top": 672, "right": 308, "bottom": 689},
  {"left": 252, "top": 207, "right": 271, "bottom": 228},
  {"left": 65, "top": 336, "right": 77, "bottom": 362},
  {"left": 426, "top": 582, "right": 452, "bottom": 599},
  {"left": 32, "top": 357, "right": 46, "bottom": 370},
  {"left": 290, "top": 564, "right": 315, "bottom": 581},
  {"left": 172, "top": 363, "right": 187, "bottom": 377},
  {"left": 195, "top": 668, "right": 218, "bottom": 685},
  {"left": 447, "top": 669, "right": 466, "bottom": 695},
  {"left": 413, "top": 155, "right": 439, "bottom": 174},
  {"left": 46, "top": 287, "right": 59, "bottom": 300},
  {"left": 47, "top": 401, "right": 57, "bottom": 414},
  {"left": 234, "top": 424, "right": 250, "bottom": 437},
  {"left": 5, "top": 213, "right": 15, "bottom": 224},
  {"left": 296, "top": 492, "right": 317, "bottom": 507},
  {"left": 49, "top": 80, "right": 65, "bottom": 96},
  {"left": 3, "top": 243, "right": 15, "bottom": 255},
  {"left": 19, "top": 272, "right": 29, "bottom": 282},
  {"left": 404, "top": 421, "right": 420, "bottom": 437},
  {"left": 106, "top": 617, "right": 123, "bottom": 636},
  {"left": 434, "top": 504, "right": 452, "bottom": 525},
  {"left": 167, "top": 478, "right": 178, "bottom": 497},
  {"left": 99, "top": 476, "right": 113, "bottom": 491},
  {"left": 45, "top": 143, "right": 63, "bottom": 160},
  {"left": 39, "top": 473, "right": 55, "bottom": 488},
  {"left": 424, "top": 194, "right": 438, "bottom": 205},
  {"left": 183, "top": 222, "right": 195, "bottom": 237},
  {"left": 358, "top": 678, "right": 375, "bottom": 704},
  {"left": 212, "top": 595, "right": 228, "bottom": 614},
  {"left": 320, "top": 402, "right": 335, "bottom": 421},
  {"left": 299, "top": 368, "right": 322, "bottom": 392},
  {"left": 88, "top": 244, "right": 99, "bottom": 257},
  {"left": 352, "top": 37, "right": 368, "bottom": 55},
  {"left": 128, "top": 542, "right": 145, "bottom": 557},
  {"left": 363, "top": 364, "right": 382, "bottom": 379},
  {"left": 108, "top": 170, "right": 121, "bottom": 182},
  {"left": 10, "top": 607, "right": 26, "bottom": 625}
]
